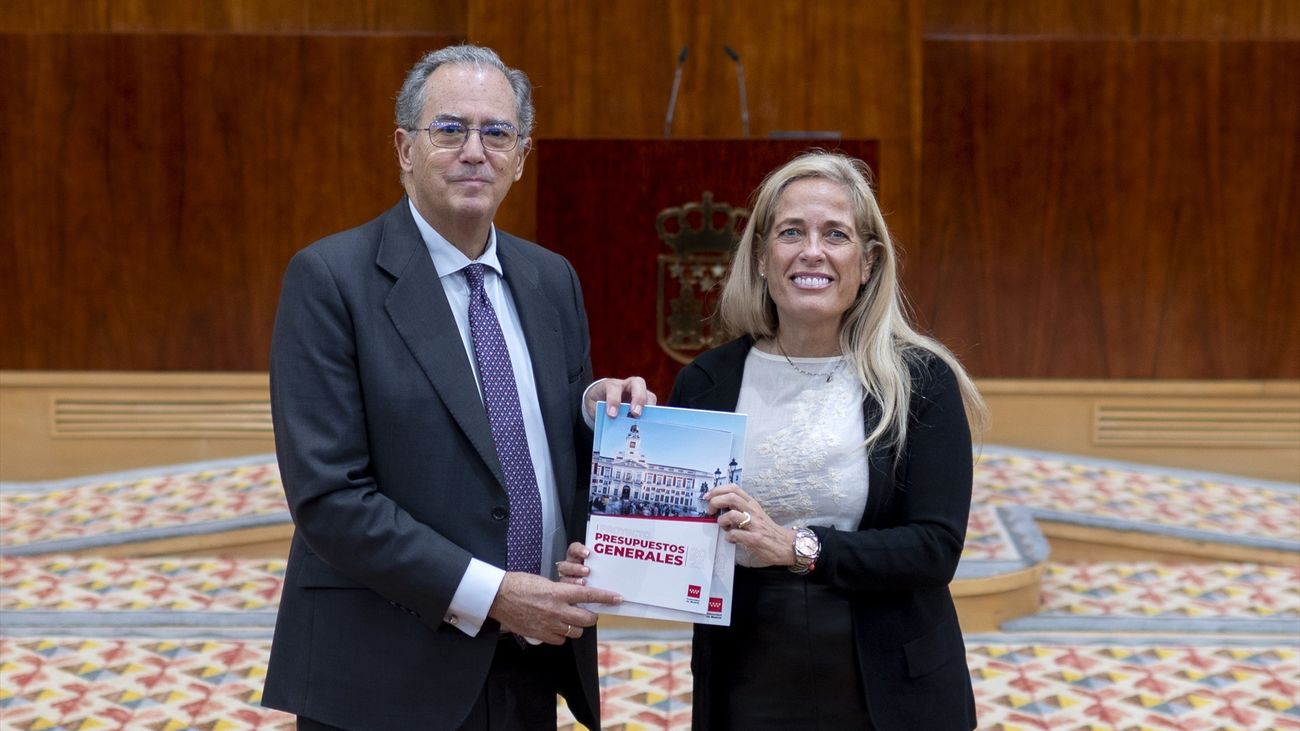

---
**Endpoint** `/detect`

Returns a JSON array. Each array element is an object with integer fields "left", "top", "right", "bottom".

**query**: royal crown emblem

[{"left": 655, "top": 192, "right": 748, "bottom": 364}]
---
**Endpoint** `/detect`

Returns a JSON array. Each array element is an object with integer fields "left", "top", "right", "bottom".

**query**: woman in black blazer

[{"left": 669, "top": 151, "right": 987, "bottom": 730}]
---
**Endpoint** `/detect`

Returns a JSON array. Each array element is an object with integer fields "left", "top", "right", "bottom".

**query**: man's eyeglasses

[{"left": 413, "top": 120, "right": 521, "bottom": 152}]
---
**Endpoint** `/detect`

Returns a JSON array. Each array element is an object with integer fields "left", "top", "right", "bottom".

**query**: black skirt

[{"left": 696, "top": 566, "right": 875, "bottom": 730}]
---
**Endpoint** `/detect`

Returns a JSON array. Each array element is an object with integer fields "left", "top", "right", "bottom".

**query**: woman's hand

[
  {"left": 556, "top": 541, "right": 592, "bottom": 585},
  {"left": 704, "top": 484, "right": 797, "bottom": 569}
]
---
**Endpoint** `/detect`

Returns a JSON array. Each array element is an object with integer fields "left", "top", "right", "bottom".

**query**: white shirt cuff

[
  {"left": 581, "top": 378, "right": 607, "bottom": 429},
  {"left": 444, "top": 558, "right": 505, "bottom": 637}
]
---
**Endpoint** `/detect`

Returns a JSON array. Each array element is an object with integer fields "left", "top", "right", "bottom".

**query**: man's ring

[
  {"left": 738, "top": 511, "right": 752, "bottom": 529},
  {"left": 565, "top": 624, "right": 574, "bottom": 637}
]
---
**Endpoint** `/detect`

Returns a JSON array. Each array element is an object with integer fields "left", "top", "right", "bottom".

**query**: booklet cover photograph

[
  {"left": 585, "top": 403, "right": 746, "bottom": 624},
  {"left": 589, "top": 411, "right": 741, "bottom": 519}
]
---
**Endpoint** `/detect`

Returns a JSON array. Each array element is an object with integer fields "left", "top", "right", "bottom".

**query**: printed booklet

[{"left": 583, "top": 402, "right": 745, "bottom": 626}]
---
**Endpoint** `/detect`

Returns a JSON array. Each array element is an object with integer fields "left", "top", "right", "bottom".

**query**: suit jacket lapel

[
  {"left": 378, "top": 200, "right": 506, "bottom": 486},
  {"left": 496, "top": 235, "right": 575, "bottom": 510}
]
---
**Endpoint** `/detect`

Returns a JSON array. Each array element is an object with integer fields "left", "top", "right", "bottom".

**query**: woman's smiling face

[{"left": 759, "top": 177, "right": 871, "bottom": 340}]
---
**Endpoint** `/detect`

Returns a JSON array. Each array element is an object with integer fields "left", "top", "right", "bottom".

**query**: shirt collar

[{"left": 407, "top": 198, "right": 503, "bottom": 279}]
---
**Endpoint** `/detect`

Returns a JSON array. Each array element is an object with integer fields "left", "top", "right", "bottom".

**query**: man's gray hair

[{"left": 395, "top": 44, "right": 535, "bottom": 139}]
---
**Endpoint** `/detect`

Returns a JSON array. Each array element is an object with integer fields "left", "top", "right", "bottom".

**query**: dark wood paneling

[
  {"left": 5, "top": 1, "right": 1294, "bottom": 380},
  {"left": 0, "top": 0, "right": 466, "bottom": 33},
  {"left": 916, "top": 39, "right": 1300, "bottom": 379},
  {"left": 1136, "top": 0, "right": 1300, "bottom": 38},
  {"left": 926, "top": 0, "right": 1137, "bottom": 36},
  {"left": 925, "top": 0, "right": 1300, "bottom": 38},
  {"left": 471, "top": 0, "right": 922, "bottom": 256},
  {"left": 0, "top": 33, "right": 457, "bottom": 370},
  {"left": 0, "top": 1, "right": 109, "bottom": 32}
]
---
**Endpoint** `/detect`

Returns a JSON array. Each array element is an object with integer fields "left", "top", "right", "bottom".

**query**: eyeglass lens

[{"left": 427, "top": 122, "right": 518, "bottom": 151}]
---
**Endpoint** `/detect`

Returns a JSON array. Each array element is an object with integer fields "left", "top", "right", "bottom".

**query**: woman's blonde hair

[{"left": 718, "top": 150, "right": 988, "bottom": 454}]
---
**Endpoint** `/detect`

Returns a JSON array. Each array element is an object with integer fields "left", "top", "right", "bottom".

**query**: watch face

[{"left": 794, "top": 533, "right": 818, "bottom": 558}]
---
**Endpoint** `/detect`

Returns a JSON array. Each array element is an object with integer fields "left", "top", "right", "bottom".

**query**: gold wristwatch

[{"left": 790, "top": 527, "right": 821, "bottom": 575}]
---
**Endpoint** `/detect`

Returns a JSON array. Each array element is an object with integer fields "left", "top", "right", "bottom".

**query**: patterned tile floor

[
  {"left": 1, "top": 452, "right": 1297, "bottom": 729},
  {"left": 0, "top": 460, "right": 287, "bottom": 556},
  {"left": 4, "top": 557, "right": 1297, "bottom": 627},
  {"left": 3, "top": 555, "right": 1299, "bottom": 729},
  {"left": 1010, "top": 563, "right": 1300, "bottom": 635},
  {"left": 3, "top": 449, "right": 1296, "bottom": 557},
  {"left": 972, "top": 452, "right": 1299, "bottom": 551},
  {"left": 3, "top": 635, "right": 1297, "bottom": 730}
]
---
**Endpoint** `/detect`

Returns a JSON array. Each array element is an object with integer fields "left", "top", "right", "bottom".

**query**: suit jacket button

[{"left": 491, "top": 506, "right": 507, "bottom": 520}]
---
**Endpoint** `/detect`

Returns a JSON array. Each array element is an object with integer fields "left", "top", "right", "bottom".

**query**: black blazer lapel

[
  {"left": 859, "top": 393, "right": 892, "bottom": 530},
  {"left": 674, "top": 337, "right": 751, "bottom": 413},
  {"left": 377, "top": 201, "right": 506, "bottom": 486}
]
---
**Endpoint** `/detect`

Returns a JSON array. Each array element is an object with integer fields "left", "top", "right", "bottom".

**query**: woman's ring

[
  {"left": 738, "top": 511, "right": 752, "bottom": 528},
  {"left": 565, "top": 624, "right": 573, "bottom": 638}
]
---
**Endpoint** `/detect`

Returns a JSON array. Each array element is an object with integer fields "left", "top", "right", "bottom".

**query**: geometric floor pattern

[
  {"left": 966, "top": 640, "right": 1300, "bottom": 731},
  {"left": 0, "top": 460, "right": 286, "bottom": 556},
  {"left": 2, "top": 571, "right": 1300, "bottom": 726},
  {"left": 2, "top": 451, "right": 1297, "bottom": 729},
  {"left": 0, "top": 556, "right": 286, "bottom": 613},
  {"left": 4, "top": 448, "right": 1296, "bottom": 557},
  {"left": 4, "top": 637, "right": 1298, "bottom": 731},
  {"left": 1037, "top": 562, "right": 1300, "bottom": 622},
  {"left": 0, "top": 636, "right": 292, "bottom": 731},
  {"left": 3, "top": 556, "right": 1298, "bottom": 627},
  {"left": 973, "top": 451, "right": 1299, "bottom": 550}
]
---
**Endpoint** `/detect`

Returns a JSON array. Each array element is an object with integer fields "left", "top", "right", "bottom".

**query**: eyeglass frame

[{"left": 407, "top": 117, "right": 524, "bottom": 152}]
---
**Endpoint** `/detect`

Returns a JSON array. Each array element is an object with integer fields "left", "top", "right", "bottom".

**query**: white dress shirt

[{"left": 408, "top": 200, "right": 564, "bottom": 637}]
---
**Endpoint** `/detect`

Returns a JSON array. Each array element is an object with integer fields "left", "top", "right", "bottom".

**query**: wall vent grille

[
  {"left": 1093, "top": 400, "right": 1300, "bottom": 448},
  {"left": 52, "top": 397, "right": 272, "bottom": 438}
]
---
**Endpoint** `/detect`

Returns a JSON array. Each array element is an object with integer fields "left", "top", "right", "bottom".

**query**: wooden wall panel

[
  {"left": 1136, "top": 1, "right": 1300, "bottom": 38},
  {"left": 925, "top": 0, "right": 1300, "bottom": 38},
  {"left": 0, "top": 0, "right": 466, "bottom": 33},
  {"left": 470, "top": 0, "right": 923, "bottom": 254},
  {"left": 0, "top": 33, "right": 458, "bottom": 370},
  {"left": 3, "top": 1, "right": 1295, "bottom": 380},
  {"left": 915, "top": 39, "right": 1300, "bottom": 379}
]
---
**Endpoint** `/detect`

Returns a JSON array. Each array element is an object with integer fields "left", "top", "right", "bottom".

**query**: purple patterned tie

[{"left": 464, "top": 263, "right": 543, "bottom": 575}]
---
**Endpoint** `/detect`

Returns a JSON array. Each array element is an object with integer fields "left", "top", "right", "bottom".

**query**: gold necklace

[{"left": 774, "top": 337, "right": 846, "bottom": 383}]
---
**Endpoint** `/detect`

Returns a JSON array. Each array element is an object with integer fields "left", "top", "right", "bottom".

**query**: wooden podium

[{"left": 537, "top": 139, "right": 879, "bottom": 396}]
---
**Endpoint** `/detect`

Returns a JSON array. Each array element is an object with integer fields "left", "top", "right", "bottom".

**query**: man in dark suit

[{"left": 263, "top": 44, "right": 653, "bottom": 731}]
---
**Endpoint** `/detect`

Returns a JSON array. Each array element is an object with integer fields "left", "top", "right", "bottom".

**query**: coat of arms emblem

[{"left": 655, "top": 192, "right": 748, "bottom": 364}]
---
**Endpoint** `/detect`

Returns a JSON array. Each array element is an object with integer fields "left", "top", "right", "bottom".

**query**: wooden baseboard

[
  {"left": 953, "top": 570, "right": 1045, "bottom": 633},
  {"left": 1, "top": 371, "right": 274, "bottom": 481},
  {"left": 1039, "top": 522, "right": 1296, "bottom": 566},
  {"left": 980, "top": 379, "right": 1300, "bottom": 483},
  {"left": 55, "top": 524, "right": 296, "bottom": 560}
]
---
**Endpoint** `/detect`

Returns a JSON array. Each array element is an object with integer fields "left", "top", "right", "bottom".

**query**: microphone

[
  {"left": 663, "top": 45, "right": 688, "bottom": 138},
  {"left": 724, "top": 45, "right": 750, "bottom": 137}
]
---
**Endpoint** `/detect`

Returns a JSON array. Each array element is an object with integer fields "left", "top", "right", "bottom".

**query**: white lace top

[{"left": 733, "top": 347, "right": 870, "bottom": 567}]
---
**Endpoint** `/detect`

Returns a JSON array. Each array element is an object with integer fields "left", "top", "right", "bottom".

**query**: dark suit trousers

[{"left": 297, "top": 636, "right": 562, "bottom": 731}]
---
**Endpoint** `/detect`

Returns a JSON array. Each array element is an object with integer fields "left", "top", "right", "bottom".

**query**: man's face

[{"left": 396, "top": 63, "right": 530, "bottom": 240}]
